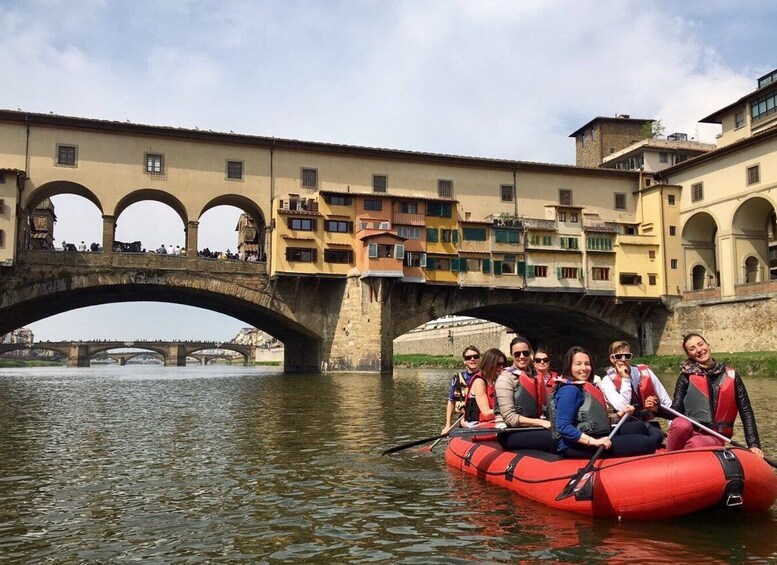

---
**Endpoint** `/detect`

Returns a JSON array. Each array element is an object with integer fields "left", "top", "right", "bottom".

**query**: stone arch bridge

[
  {"left": 0, "top": 251, "right": 667, "bottom": 372},
  {"left": 0, "top": 339, "right": 253, "bottom": 367}
]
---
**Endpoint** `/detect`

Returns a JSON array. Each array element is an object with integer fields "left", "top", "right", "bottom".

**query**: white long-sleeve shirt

[{"left": 598, "top": 364, "right": 672, "bottom": 413}]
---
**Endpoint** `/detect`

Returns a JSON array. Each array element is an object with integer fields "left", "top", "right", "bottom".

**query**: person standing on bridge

[
  {"left": 158, "top": 244, "right": 167, "bottom": 254},
  {"left": 441, "top": 345, "right": 481, "bottom": 434}
]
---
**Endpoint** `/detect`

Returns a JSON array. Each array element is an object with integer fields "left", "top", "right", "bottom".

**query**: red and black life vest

[
  {"left": 608, "top": 364, "right": 658, "bottom": 421},
  {"left": 464, "top": 372, "right": 496, "bottom": 423},
  {"left": 683, "top": 367, "right": 738, "bottom": 437},
  {"left": 451, "top": 371, "right": 470, "bottom": 414},
  {"left": 537, "top": 370, "right": 560, "bottom": 395},
  {"left": 504, "top": 366, "right": 546, "bottom": 418}
]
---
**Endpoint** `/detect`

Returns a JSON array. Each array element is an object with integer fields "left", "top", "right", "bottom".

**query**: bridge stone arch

[
  {"left": 390, "top": 285, "right": 661, "bottom": 363},
  {"left": 0, "top": 343, "right": 68, "bottom": 358},
  {"left": 197, "top": 193, "right": 267, "bottom": 256},
  {"left": 114, "top": 188, "right": 189, "bottom": 226},
  {"left": 187, "top": 344, "right": 249, "bottom": 362},
  {"left": 682, "top": 211, "right": 719, "bottom": 291},
  {"left": 731, "top": 195, "right": 775, "bottom": 285},
  {"left": 23, "top": 180, "right": 105, "bottom": 214},
  {"left": 91, "top": 344, "right": 170, "bottom": 360}
]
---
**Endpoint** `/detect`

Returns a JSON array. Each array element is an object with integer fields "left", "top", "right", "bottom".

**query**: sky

[{"left": 2, "top": 0, "right": 776, "bottom": 342}]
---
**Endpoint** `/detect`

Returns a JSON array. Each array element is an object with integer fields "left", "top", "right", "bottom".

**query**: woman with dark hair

[
  {"left": 666, "top": 333, "right": 763, "bottom": 457},
  {"left": 533, "top": 345, "right": 559, "bottom": 394},
  {"left": 551, "top": 347, "right": 657, "bottom": 458},
  {"left": 494, "top": 336, "right": 554, "bottom": 451},
  {"left": 462, "top": 348, "right": 506, "bottom": 427}
]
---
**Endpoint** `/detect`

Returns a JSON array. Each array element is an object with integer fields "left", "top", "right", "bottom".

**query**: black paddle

[
  {"left": 555, "top": 412, "right": 630, "bottom": 501},
  {"left": 381, "top": 425, "right": 544, "bottom": 456},
  {"left": 665, "top": 407, "right": 777, "bottom": 470}
]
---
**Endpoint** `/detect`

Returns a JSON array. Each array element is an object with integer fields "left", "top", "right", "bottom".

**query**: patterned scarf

[{"left": 680, "top": 357, "right": 726, "bottom": 377}]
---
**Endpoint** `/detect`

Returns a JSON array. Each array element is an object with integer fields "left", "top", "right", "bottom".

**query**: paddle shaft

[
  {"left": 665, "top": 407, "right": 777, "bottom": 469},
  {"left": 382, "top": 424, "right": 546, "bottom": 455},
  {"left": 556, "top": 411, "right": 631, "bottom": 500},
  {"left": 430, "top": 415, "right": 463, "bottom": 451}
]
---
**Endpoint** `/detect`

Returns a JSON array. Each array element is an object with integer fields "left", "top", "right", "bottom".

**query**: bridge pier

[
  {"left": 102, "top": 215, "right": 115, "bottom": 255},
  {"left": 163, "top": 344, "right": 187, "bottom": 367},
  {"left": 186, "top": 221, "right": 199, "bottom": 257},
  {"left": 67, "top": 344, "right": 90, "bottom": 368}
]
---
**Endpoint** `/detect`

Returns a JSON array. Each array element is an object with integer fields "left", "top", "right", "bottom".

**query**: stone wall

[{"left": 394, "top": 320, "right": 514, "bottom": 356}]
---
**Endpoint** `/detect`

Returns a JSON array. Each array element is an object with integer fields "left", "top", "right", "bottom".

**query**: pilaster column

[
  {"left": 186, "top": 221, "right": 199, "bottom": 258},
  {"left": 102, "top": 215, "right": 116, "bottom": 255}
]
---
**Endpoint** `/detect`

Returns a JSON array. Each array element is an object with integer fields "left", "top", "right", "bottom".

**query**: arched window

[
  {"left": 744, "top": 256, "right": 760, "bottom": 284},
  {"left": 691, "top": 265, "right": 706, "bottom": 290}
]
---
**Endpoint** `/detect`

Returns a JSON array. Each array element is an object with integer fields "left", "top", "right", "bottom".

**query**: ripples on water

[{"left": 0, "top": 365, "right": 775, "bottom": 563}]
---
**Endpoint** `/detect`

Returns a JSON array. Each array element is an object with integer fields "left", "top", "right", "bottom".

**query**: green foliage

[
  {"left": 635, "top": 351, "right": 777, "bottom": 376},
  {"left": 641, "top": 119, "right": 665, "bottom": 139},
  {"left": 394, "top": 354, "right": 461, "bottom": 368},
  {"left": 0, "top": 358, "right": 64, "bottom": 368}
]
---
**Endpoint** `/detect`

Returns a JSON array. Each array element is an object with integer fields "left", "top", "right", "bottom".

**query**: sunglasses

[
  {"left": 512, "top": 350, "right": 532, "bottom": 358},
  {"left": 534, "top": 357, "right": 549, "bottom": 363},
  {"left": 611, "top": 353, "right": 633, "bottom": 361},
  {"left": 495, "top": 362, "right": 505, "bottom": 367},
  {"left": 463, "top": 354, "right": 480, "bottom": 361}
]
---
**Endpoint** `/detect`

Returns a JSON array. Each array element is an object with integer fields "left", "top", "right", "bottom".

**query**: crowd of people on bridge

[
  {"left": 57, "top": 240, "right": 265, "bottom": 261},
  {"left": 441, "top": 334, "right": 763, "bottom": 460}
]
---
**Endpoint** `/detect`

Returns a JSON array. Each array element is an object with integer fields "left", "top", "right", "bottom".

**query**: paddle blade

[
  {"left": 556, "top": 468, "right": 586, "bottom": 501},
  {"left": 381, "top": 433, "right": 445, "bottom": 455}
]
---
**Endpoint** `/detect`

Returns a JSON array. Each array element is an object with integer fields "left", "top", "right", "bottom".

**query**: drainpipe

[{"left": 268, "top": 141, "right": 275, "bottom": 276}]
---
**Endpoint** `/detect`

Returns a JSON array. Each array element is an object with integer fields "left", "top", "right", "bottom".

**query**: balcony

[{"left": 278, "top": 198, "right": 319, "bottom": 214}]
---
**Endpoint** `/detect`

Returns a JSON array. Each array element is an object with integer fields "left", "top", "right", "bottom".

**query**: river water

[{"left": 0, "top": 365, "right": 775, "bottom": 564}]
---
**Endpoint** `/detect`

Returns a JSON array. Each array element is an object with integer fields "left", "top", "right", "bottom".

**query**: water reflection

[{"left": 0, "top": 365, "right": 774, "bottom": 563}]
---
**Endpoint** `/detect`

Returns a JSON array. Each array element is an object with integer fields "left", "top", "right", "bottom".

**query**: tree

[{"left": 641, "top": 120, "right": 665, "bottom": 139}]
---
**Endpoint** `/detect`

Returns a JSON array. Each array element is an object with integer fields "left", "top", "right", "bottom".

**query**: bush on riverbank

[
  {"left": 394, "top": 354, "right": 460, "bottom": 368},
  {"left": 0, "top": 358, "right": 64, "bottom": 368}
]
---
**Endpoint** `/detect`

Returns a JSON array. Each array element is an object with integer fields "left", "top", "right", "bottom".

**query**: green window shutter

[
  {"left": 495, "top": 229, "right": 507, "bottom": 243},
  {"left": 368, "top": 243, "right": 378, "bottom": 258},
  {"left": 427, "top": 228, "right": 438, "bottom": 243},
  {"left": 451, "top": 258, "right": 460, "bottom": 272},
  {"left": 518, "top": 261, "right": 526, "bottom": 276},
  {"left": 452, "top": 230, "right": 459, "bottom": 243},
  {"left": 482, "top": 258, "right": 491, "bottom": 273},
  {"left": 459, "top": 257, "right": 468, "bottom": 272},
  {"left": 527, "top": 264, "right": 535, "bottom": 278},
  {"left": 578, "top": 268, "right": 584, "bottom": 280},
  {"left": 494, "top": 260, "right": 502, "bottom": 275},
  {"left": 543, "top": 235, "right": 552, "bottom": 246},
  {"left": 426, "top": 257, "right": 436, "bottom": 270},
  {"left": 508, "top": 230, "right": 520, "bottom": 243},
  {"left": 556, "top": 266, "right": 562, "bottom": 278}
]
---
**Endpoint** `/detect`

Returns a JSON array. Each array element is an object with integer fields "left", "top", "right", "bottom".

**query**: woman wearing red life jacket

[
  {"left": 462, "top": 348, "right": 505, "bottom": 426},
  {"left": 666, "top": 333, "right": 764, "bottom": 458},
  {"left": 551, "top": 347, "right": 657, "bottom": 458},
  {"left": 494, "top": 337, "right": 554, "bottom": 451},
  {"left": 533, "top": 345, "right": 559, "bottom": 394}
]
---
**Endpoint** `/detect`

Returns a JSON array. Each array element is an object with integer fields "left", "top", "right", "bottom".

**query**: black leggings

[
  {"left": 561, "top": 420, "right": 660, "bottom": 459},
  {"left": 497, "top": 429, "right": 555, "bottom": 452}
]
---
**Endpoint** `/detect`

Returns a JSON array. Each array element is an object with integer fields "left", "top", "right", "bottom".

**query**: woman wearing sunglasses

[
  {"left": 462, "top": 348, "right": 505, "bottom": 427},
  {"left": 599, "top": 340, "right": 669, "bottom": 449},
  {"left": 494, "top": 336, "right": 554, "bottom": 451},
  {"left": 533, "top": 346, "right": 559, "bottom": 394}
]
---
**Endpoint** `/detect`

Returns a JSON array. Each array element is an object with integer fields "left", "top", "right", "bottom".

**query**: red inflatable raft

[{"left": 446, "top": 436, "right": 777, "bottom": 520}]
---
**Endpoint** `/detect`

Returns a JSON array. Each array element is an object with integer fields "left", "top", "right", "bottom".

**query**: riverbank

[
  {"left": 0, "top": 358, "right": 64, "bottom": 368},
  {"left": 395, "top": 352, "right": 777, "bottom": 375}
]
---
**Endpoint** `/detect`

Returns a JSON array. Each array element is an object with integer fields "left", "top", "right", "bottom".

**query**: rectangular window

[
  {"left": 0, "top": 171, "right": 5, "bottom": 183},
  {"left": 397, "top": 226, "right": 421, "bottom": 240},
  {"left": 324, "top": 220, "right": 351, "bottom": 233},
  {"left": 286, "top": 247, "right": 316, "bottom": 262},
  {"left": 691, "top": 183, "right": 703, "bottom": 202},
  {"left": 500, "top": 185, "right": 514, "bottom": 202},
  {"left": 587, "top": 236, "right": 613, "bottom": 251},
  {"left": 438, "top": 179, "right": 453, "bottom": 198},
  {"left": 558, "top": 267, "right": 578, "bottom": 279},
  {"left": 145, "top": 153, "right": 164, "bottom": 174},
  {"left": 592, "top": 267, "right": 610, "bottom": 281},
  {"left": 405, "top": 252, "right": 427, "bottom": 267},
  {"left": 747, "top": 165, "right": 760, "bottom": 185},
  {"left": 0, "top": 228, "right": 4, "bottom": 246},
  {"left": 669, "top": 226, "right": 676, "bottom": 236},
  {"left": 57, "top": 144, "right": 77, "bottom": 167},
  {"left": 659, "top": 152, "right": 668, "bottom": 164},
  {"left": 671, "top": 259, "right": 678, "bottom": 269},
  {"left": 668, "top": 194, "right": 676, "bottom": 205},
  {"left": 289, "top": 218, "right": 316, "bottom": 231},
  {"left": 373, "top": 174, "right": 388, "bottom": 193},
  {"left": 542, "top": 235, "right": 552, "bottom": 246},
  {"left": 494, "top": 228, "right": 520, "bottom": 243},
  {"left": 399, "top": 201, "right": 418, "bottom": 214},
  {"left": 648, "top": 274, "right": 657, "bottom": 286},
  {"left": 559, "top": 236, "right": 579, "bottom": 250},
  {"left": 324, "top": 195, "right": 352, "bottom": 206},
  {"left": 226, "top": 160, "right": 243, "bottom": 180},
  {"left": 735, "top": 111, "right": 745, "bottom": 129},
  {"left": 301, "top": 168, "right": 318, "bottom": 189},
  {"left": 570, "top": 212, "right": 579, "bottom": 223},
  {"left": 614, "top": 193, "right": 626, "bottom": 210},
  {"left": 441, "top": 229, "right": 458, "bottom": 243},
  {"left": 559, "top": 189, "right": 572, "bottom": 206},
  {"left": 558, "top": 211, "right": 566, "bottom": 222},
  {"left": 426, "top": 201, "right": 452, "bottom": 218},
  {"left": 465, "top": 258, "right": 480, "bottom": 271},
  {"left": 426, "top": 228, "right": 439, "bottom": 243},
  {"left": 426, "top": 256, "right": 451, "bottom": 271},
  {"left": 649, "top": 250, "right": 656, "bottom": 259},
  {"left": 324, "top": 249, "right": 353, "bottom": 263},
  {"left": 463, "top": 227, "right": 487, "bottom": 241},
  {"left": 751, "top": 90, "right": 777, "bottom": 121},
  {"left": 364, "top": 199, "right": 383, "bottom": 211},
  {"left": 500, "top": 256, "right": 517, "bottom": 275},
  {"left": 619, "top": 273, "right": 642, "bottom": 285}
]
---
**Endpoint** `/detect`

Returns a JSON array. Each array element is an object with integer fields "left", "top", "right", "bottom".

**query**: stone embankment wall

[
  {"left": 654, "top": 295, "right": 777, "bottom": 356},
  {"left": 393, "top": 320, "right": 515, "bottom": 356}
]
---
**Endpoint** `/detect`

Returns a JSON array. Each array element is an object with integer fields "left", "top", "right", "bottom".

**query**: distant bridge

[{"left": 0, "top": 339, "right": 255, "bottom": 367}]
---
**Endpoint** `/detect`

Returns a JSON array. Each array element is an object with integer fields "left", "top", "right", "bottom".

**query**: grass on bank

[
  {"left": 395, "top": 352, "right": 777, "bottom": 375},
  {"left": 0, "top": 358, "right": 64, "bottom": 368}
]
